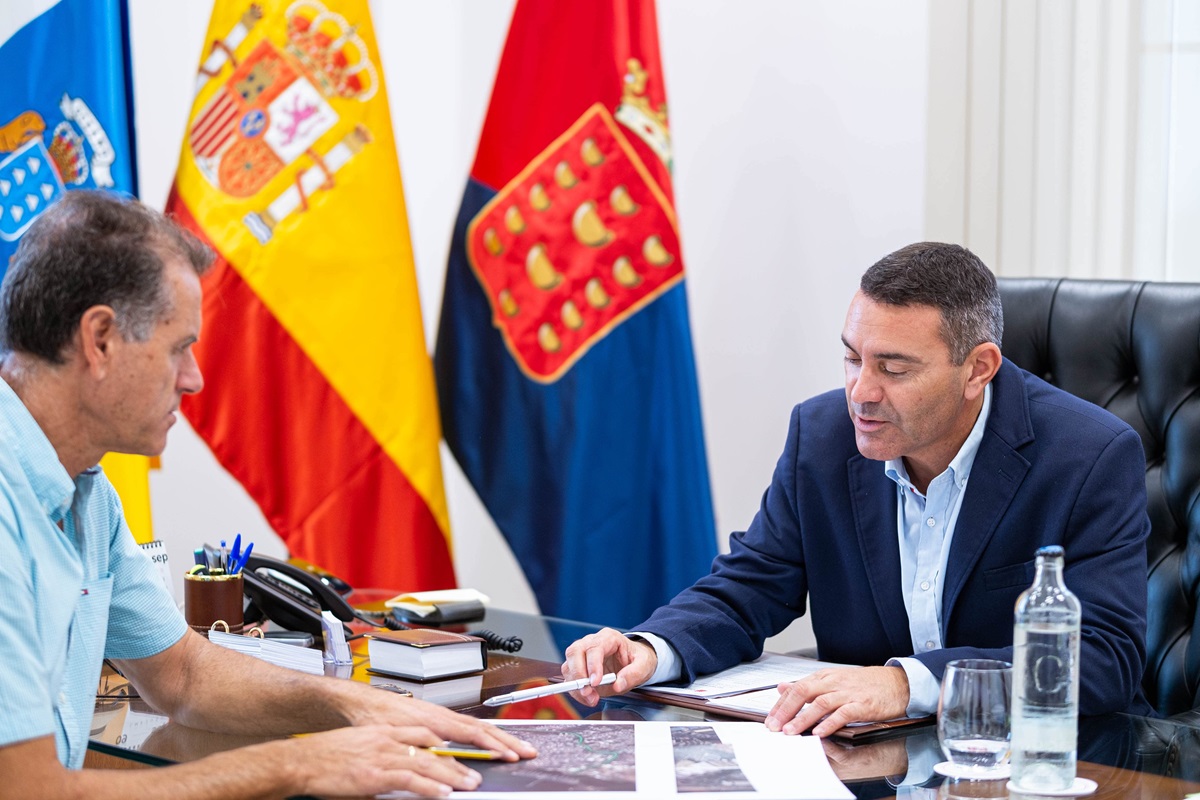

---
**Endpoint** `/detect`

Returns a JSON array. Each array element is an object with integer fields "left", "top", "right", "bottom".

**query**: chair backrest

[{"left": 997, "top": 277, "right": 1200, "bottom": 716}]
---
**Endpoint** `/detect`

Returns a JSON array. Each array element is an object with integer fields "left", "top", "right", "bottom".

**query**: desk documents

[
  {"left": 380, "top": 720, "right": 853, "bottom": 799},
  {"left": 634, "top": 654, "right": 933, "bottom": 741},
  {"left": 645, "top": 654, "right": 850, "bottom": 699}
]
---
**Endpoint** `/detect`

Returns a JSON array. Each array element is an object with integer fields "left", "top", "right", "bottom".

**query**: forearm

[
  {"left": 116, "top": 631, "right": 369, "bottom": 736},
  {"left": 115, "top": 630, "right": 534, "bottom": 761},
  {"left": 3, "top": 736, "right": 308, "bottom": 800},
  {"left": 640, "top": 538, "right": 806, "bottom": 681}
]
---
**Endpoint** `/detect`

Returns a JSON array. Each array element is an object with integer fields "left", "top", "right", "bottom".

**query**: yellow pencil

[{"left": 425, "top": 745, "right": 503, "bottom": 760}]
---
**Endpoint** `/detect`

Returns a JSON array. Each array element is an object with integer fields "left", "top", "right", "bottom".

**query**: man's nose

[
  {"left": 179, "top": 352, "right": 204, "bottom": 395},
  {"left": 848, "top": 368, "right": 881, "bottom": 405}
]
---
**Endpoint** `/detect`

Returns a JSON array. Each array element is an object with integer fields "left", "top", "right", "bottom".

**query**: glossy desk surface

[{"left": 90, "top": 607, "right": 1200, "bottom": 799}]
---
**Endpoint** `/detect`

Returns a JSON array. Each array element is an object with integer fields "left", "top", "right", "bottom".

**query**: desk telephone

[
  {"left": 240, "top": 554, "right": 523, "bottom": 653},
  {"left": 241, "top": 554, "right": 356, "bottom": 637}
]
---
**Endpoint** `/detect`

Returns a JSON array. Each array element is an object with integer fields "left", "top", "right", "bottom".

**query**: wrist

[
  {"left": 258, "top": 737, "right": 314, "bottom": 796},
  {"left": 338, "top": 679, "right": 401, "bottom": 727},
  {"left": 625, "top": 635, "right": 659, "bottom": 679}
]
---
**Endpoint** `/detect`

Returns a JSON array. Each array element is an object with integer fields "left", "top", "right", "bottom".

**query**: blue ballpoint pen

[
  {"left": 230, "top": 533, "right": 242, "bottom": 567},
  {"left": 232, "top": 541, "right": 253, "bottom": 574}
]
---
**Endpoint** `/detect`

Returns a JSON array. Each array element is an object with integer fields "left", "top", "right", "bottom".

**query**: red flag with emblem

[{"left": 434, "top": 0, "right": 716, "bottom": 627}]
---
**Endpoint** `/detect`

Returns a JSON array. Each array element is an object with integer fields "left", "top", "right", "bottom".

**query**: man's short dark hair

[
  {"left": 0, "top": 191, "right": 213, "bottom": 363},
  {"left": 860, "top": 242, "right": 1003, "bottom": 364}
]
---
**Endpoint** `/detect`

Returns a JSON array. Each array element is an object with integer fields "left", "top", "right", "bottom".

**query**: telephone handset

[{"left": 241, "top": 554, "right": 356, "bottom": 637}]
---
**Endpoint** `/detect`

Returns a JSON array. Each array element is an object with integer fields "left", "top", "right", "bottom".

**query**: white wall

[
  {"left": 925, "top": 0, "right": 1200, "bottom": 281},
  {"left": 129, "top": 0, "right": 930, "bottom": 653}
]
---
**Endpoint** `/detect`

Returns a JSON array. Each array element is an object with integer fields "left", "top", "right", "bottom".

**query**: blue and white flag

[{"left": 0, "top": 0, "right": 137, "bottom": 280}]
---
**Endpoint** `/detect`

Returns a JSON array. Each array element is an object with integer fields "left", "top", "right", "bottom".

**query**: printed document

[
  {"left": 380, "top": 720, "right": 853, "bottom": 799},
  {"left": 646, "top": 653, "right": 849, "bottom": 699}
]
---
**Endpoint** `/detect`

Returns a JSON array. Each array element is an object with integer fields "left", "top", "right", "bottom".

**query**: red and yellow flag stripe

[{"left": 169, "top": 0, "right": 453, "bottom": 590}]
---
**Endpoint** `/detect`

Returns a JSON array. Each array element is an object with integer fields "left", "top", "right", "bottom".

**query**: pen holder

[{"left": 184, "top": 572, "right": 244, "bottom": 637}]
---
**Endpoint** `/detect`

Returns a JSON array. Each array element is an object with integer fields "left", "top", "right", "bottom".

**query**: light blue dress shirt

[
  {"left": 636, "top": 384, "right": 994, "bottom": 718},
  {"left": 0, "top": 378, "right": 187, "bottom": 768},
  {"left": 885, "top": 382, "right": 992, "bottom": 716}
]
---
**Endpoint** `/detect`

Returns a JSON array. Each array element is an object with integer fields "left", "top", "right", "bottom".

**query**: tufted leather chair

[{"left": 997, "top": 278, "right": 1200, "bottom": 718}]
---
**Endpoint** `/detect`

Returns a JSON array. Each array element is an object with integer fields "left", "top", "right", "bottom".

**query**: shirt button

[
  {"left": 925, "top": 640, "right": 936, "bottom": 650},
  {"left": 926, "top": 517, "right": 936, "bottom": 527},
  {"left": 920, "top": 580, "right": 931, "bottom": 591}
]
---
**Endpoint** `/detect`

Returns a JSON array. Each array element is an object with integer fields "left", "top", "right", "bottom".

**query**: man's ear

[
  {"left": 77, "top": 305, "right": 120, "bottom": 377},
  {"left": 965, "top": 342, "right": 1002, "bottom": 399}
]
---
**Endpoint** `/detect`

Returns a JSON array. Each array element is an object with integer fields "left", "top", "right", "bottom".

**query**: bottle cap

[{"left": 1035, "top": 545, "right": 1064, "bottom": 558}]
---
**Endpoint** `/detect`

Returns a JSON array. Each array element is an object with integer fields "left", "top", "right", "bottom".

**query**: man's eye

[
  {"left": 881, "top": 364, "right": 906, "bottom": 376},
  {"left": 844, "top": 356, "right": 862, "bottom": 366}
]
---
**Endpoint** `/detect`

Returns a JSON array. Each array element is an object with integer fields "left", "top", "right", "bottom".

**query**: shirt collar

[
  {"left": 885, "top": 382, "right": 994, "bottom": 494},
  {"left": 0, "top": 376, "right": 78, "bottom": 521}
]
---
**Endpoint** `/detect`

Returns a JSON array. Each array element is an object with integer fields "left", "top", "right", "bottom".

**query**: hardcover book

[
  {"left": 366, "top": 629, "right": 487, "bottom": 680},
  {"left": 368, "top": 673, "right": 484, "bottom": 708}
]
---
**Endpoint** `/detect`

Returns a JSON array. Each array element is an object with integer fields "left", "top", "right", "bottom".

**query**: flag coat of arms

[
  {"left": 435, "top": 0, "right": 717, "bottom": 627},
  {"left": 0, "top": 0, "right": 156, "bottom": 542},
  {"left": 168, "top": 0, "right": 454, "bottom": 591},
  {"left": 0, "top": 0, "right": 135, "bottom": 272}
]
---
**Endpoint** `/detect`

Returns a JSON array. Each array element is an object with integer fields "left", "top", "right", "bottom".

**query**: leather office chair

[{"left": 997, "top": 278, "right": 1200, "bottom": 719}]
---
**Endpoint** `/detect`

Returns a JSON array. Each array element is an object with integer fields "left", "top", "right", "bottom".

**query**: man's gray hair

[{"left": 0, "top": 191, "right": 213, "bottom": 363}]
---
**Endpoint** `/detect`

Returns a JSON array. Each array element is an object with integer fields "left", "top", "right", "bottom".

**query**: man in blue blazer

[{"left": 562, "top": 243, "right": 1150, "bottom": 735}]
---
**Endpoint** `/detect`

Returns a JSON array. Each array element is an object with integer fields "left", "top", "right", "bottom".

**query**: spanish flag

[{"left": 167, "top": 1, "right": 454, "bottom": 591}]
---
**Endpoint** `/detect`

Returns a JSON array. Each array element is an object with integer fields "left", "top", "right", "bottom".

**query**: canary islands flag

[
  {"left": 167, "top": 0, "right": 454, "bottom": 591},
  {"left": 435, "top": 0, "right": 717, "bottom": 627},
  {"left": 0, "top": 0, "right": 158, "bottom": 543}
]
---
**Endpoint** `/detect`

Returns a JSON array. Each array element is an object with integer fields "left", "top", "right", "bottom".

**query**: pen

[
  {"left": 231, "top": 541, "right": 253, "bottom": 574},
  {"left": 425, "top": 744, "right": 503, "bottom": 760},
  {"left": 483, "top": 673, "right": 617, "bottom": 707}
]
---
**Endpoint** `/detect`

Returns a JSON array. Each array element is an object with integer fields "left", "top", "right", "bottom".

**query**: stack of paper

[
  {"left": 645, "top": 653, "right": 848, "bottom": 699},
  {"left": 209, "top": 629, "right": 325, "bottom": 675},
  {"left": 368, "top": 673, "right": 483, "bottom": 707}
]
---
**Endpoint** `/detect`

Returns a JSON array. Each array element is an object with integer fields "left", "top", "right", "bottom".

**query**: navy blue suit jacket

[{"left": 640, "top": 359, "right": 1150, "bottom": 715}]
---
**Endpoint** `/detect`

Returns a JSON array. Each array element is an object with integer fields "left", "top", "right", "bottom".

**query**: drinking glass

[{"left": 937, "top": 658, "right": 1013, "bottom": 778}]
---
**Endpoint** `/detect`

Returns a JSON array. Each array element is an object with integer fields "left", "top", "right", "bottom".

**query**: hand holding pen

[{"left": 483, "top": 673, "right": 617, "bottom": 707}]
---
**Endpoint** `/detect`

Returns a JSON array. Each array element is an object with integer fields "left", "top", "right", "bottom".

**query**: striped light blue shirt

[{"left": 0, "top": 377, "right": 187, "bottom": 768}]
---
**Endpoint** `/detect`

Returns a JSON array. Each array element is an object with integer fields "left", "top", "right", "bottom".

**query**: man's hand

[
  {"left": 286, "top": 725, "right": 485, "bottom": 798},
  {"left": 358, "top": 694, "right": 537, "bottom": 762},
  {"left": 561, "top": 628, "right": 658, "bottom": 706},
  {"left": 0, "top": 728, "right": 485, "bottom": 800},
  {"left": 765, "top": 665, "right": 910, "bottom": 737},
  {"left": 821, "top": 737, "right": 909, "bottom": 782}
]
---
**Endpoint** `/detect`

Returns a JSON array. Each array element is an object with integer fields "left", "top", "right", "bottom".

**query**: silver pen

[{"left": 483, "top": 673, "right": 617, "bottom": 707}]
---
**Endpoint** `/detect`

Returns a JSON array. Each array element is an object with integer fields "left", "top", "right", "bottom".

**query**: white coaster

[
  {"left": 934, "top": 761, "right": 1011, "bottom": 780},
  {"left": 1006, "top": 777, "right": 1098, "bottom": 796}
]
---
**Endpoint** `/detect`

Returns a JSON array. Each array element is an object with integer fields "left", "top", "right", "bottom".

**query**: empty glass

[{"left": 937, "top": 658, "right": 1013, "bottom": 778}]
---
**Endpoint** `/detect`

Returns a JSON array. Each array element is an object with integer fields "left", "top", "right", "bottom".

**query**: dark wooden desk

[{"left": 88, "top": 608, "right": 1200, "bottom": 799}]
